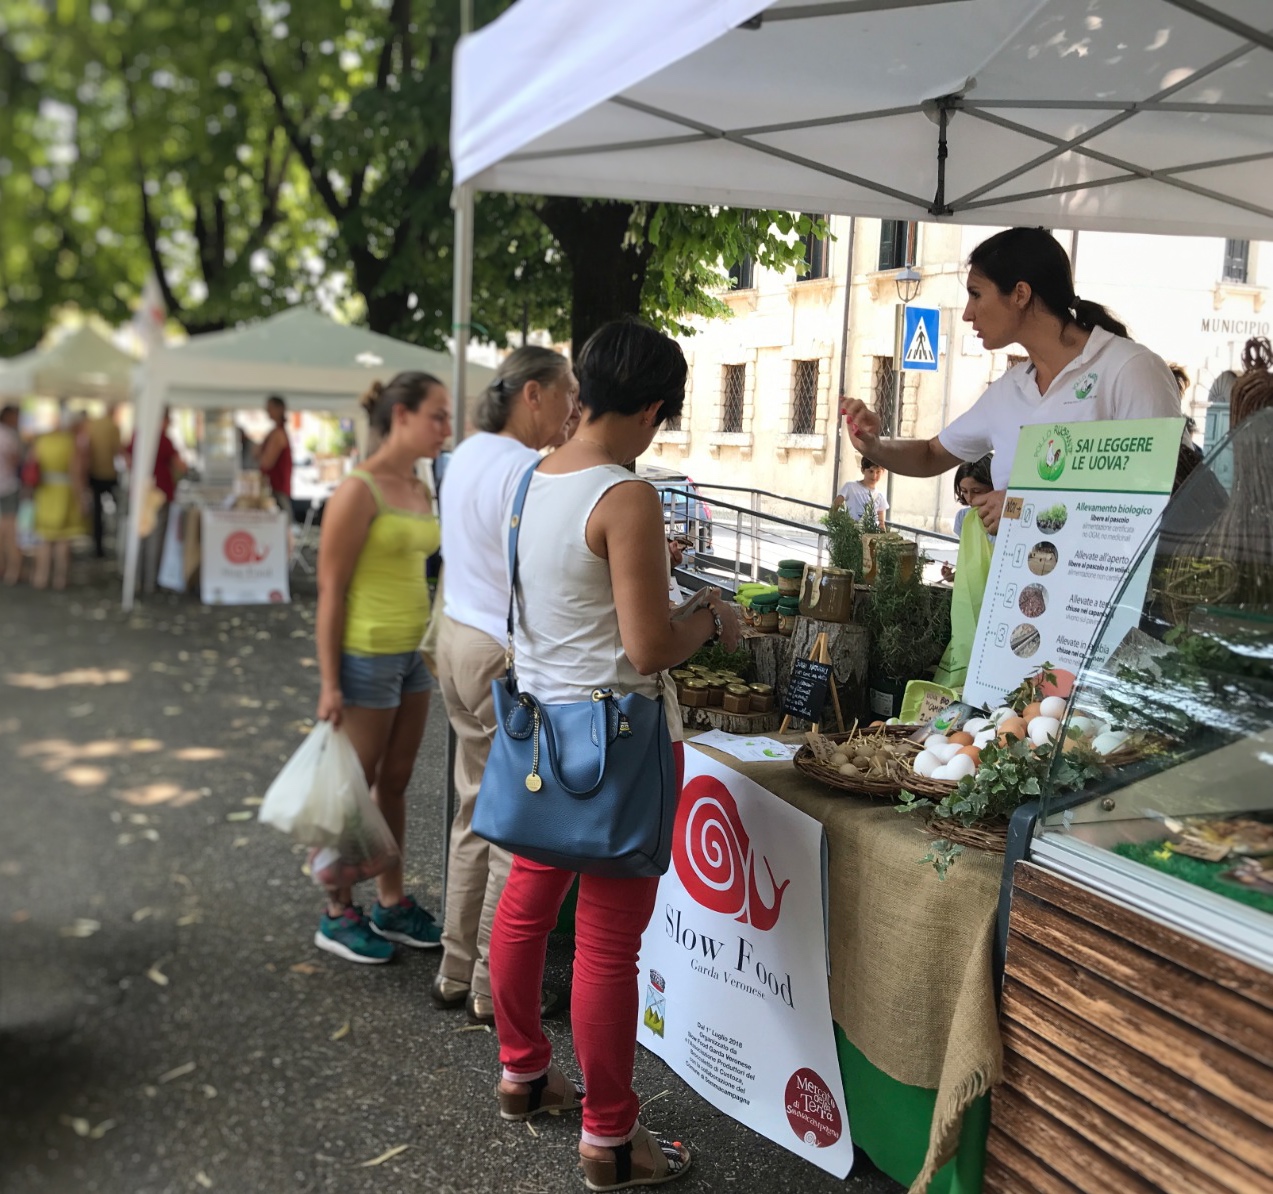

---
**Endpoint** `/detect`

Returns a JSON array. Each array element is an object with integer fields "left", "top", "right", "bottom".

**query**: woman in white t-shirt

[
  {"left": 432, "top": 347, "right": 579, "bottom": 1024},
  {"left": 487, "top": 320, "right": 738, "bottom": 1191},
  {"left": 841, "top": 227, "right": 1182, "bottom": 534}
]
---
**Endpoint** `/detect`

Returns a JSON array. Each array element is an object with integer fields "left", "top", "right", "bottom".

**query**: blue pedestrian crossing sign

[{"left": 901, "top": 304, "right": 940, "bottom": 372}]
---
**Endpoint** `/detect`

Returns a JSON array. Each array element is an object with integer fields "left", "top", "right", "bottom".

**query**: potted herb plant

[
  {"left": 858, "top": 501, "right": 917, "bottom": 585},
  {"left": 861, "top": 538, "right": 952, "bottom": 717},
  {"left": 821, "top": 505, "right": 864, "bottom": 578}
]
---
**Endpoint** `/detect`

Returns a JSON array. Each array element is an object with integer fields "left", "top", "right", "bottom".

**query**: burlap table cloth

[{"left": 689, "top": 738, "right": 1003, "bottom": 1193}]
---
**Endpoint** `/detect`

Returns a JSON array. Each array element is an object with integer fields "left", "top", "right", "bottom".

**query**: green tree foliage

[
  {"left": 1, "top": 0, "right": 324, "bottom": 347},
  {"left": 2, "top": 0, "right": 820, "bottom": 355}
]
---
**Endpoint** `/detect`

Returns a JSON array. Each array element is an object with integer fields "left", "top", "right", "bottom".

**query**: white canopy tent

[
  {"left": 453, "top": 0, "right": 1272, "bottom": 238},
  {"left": 447, "top": 3, "right": 1271, "bottom": 1179},
  {"left": 0, "top": 325, "right": 137, "bottom": 403},
  {"left": 123, "top": 307, "right": 496, "bottom": 609}
]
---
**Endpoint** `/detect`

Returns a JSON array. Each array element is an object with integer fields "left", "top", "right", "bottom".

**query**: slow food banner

[
  {"left": 963, "top": 417, "right": 1182, "bottom": 707},
  {"left": 636, "top": 749, "right": 852, "bottom": 1178},
  {"left": 200, "top": 509, "right": 291, "bottom": 606}
]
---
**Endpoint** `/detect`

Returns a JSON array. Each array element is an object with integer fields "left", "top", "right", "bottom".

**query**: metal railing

[{"left": 655, "top": 482, "right": 959, "bottom": 593}]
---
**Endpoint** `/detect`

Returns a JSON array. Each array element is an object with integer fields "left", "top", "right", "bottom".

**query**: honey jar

[
  {"left": 748, "top": 682, "right": 775, "bottom": 713},
  {"left": 681, "top": 678, "right": 709, "bottom": 707},
  {"left": 723, "top": 685, "right": 752, "bottom": 714}
]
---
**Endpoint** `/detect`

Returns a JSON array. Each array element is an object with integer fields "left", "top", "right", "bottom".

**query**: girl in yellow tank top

[
  {"left": 312, "top": 371, "right": 452, "bottom": 964},
  {"left": 341, "top": 469, "right": 440, "bottom": 655}
]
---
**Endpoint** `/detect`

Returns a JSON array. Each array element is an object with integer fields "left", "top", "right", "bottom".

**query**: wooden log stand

[{"left": 987, "top": 861, "right": 1273, "bottom": 1193}]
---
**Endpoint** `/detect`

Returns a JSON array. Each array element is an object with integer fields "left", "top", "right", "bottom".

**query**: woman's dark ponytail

[
  {"left": 969, "top": 227, "right": 1130, "bottom": 339},
  {"left": 1070, "top": 296, "right": 1128, "bottom": 339}
]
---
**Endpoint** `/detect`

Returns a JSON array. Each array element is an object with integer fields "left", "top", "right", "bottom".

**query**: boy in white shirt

[{"left": 834, "top": 458, "right": 888, "bottom": 528}]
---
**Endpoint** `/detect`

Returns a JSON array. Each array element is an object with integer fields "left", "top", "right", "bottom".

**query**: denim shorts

[{"left": 340, "top": 650, "right": 434, "bottom": 709}]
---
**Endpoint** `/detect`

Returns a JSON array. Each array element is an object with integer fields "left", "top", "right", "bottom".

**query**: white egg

[
  {"left": 989, "top": 706, "right": 1018, "bottom": 725},
  {"left": 962, "top": 717, "right": 993, "bottom": 734},
  {"left": 1068, "top": 716, "right": 1099, "bottom": 739},
  {"left": 1092, "top": 730, "right": 1130, "bottom": 756},
  {"left": 885, "top": 717, "right": 901, "bottom": 725},
  {"left": 941, "top": 754, "right": 977, "bottom": 781},
  {"left": 973, "top": 729, "right": 997, "bottom": 748},
  {"left": 929, "top": 742, "right": 962, "bottom": 764},
  {"left": 923, "top": 734, "right": 949, "bottom": 753},
  {"left": 1028, "top": 716, "right": 1061, "bottom": 746},
  {"left": 1039, "top": 696, "right": 1067, "bottom": 720},
  {"left": 913, "top": 750, "right": 940, "bottom": 777}
]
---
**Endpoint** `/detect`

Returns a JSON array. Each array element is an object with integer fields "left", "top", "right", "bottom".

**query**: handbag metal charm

[{"left": 525, "top": 706, "right": 543, "bottom": 791}]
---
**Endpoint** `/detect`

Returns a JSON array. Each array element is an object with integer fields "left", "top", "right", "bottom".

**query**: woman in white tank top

[{"left": 487, "top": 320, "right": 739, "bottom": 1190}]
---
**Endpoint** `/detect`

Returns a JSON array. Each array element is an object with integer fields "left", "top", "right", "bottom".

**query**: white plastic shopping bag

[{"left": 258, "top": 722, "right": 399, "bottom": 885}]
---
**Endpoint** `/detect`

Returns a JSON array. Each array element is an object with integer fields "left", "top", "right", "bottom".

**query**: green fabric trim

[{"left": 836, "top": 1027, "right": 987, "bottom": 1194}]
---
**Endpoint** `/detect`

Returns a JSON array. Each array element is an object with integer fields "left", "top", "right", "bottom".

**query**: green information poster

[{"left": 964, "top": 417, "right": 1183, "bottom": 707}]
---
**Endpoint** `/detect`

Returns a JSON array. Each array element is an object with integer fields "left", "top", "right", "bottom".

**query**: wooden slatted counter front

[{"left": 986, "top": 862, "right": 1273, "bottom": 1194}]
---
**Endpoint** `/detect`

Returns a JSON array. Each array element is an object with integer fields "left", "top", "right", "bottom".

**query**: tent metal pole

[
  {"left": 830, "top": 216, "right": 856, "bottom": 506},
  {"left": 121, "top": 371, "right": 163, "bottom": 612},
  {"left": 441, "top": 0, "right": 476, "bottom": 918},
  {"left": 1157, "top": 0, "right": 1273, "bottom": 53}
]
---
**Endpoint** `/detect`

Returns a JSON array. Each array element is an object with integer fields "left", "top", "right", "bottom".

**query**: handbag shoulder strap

[{"left": 504, "top": 461, "right": 540, "bottom": 672}]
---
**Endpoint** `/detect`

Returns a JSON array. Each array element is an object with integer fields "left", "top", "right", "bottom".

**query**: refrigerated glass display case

[{"left": 1034, "top": 409, "right": 1273, "bottom": 970}]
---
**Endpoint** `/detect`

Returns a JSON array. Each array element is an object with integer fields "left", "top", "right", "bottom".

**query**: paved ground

[{"left": 0, "top": 557, "right": 904, "bottom": 1194}]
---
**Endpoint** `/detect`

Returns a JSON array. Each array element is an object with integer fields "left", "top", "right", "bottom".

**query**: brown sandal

[
  {"left": 580, "top": 1124, "right": 692, "bottom": 1191},
  {"left": 497, "top": 1063, "right": 584, "bottom": 1121}
]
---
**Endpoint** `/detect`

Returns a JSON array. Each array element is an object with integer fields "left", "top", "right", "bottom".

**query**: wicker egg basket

[{"left": 793, "top": 725, "right": 961, "bottom": 801}]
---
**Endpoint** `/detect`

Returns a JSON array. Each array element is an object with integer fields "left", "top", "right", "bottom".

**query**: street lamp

[
  {"left": 887, "top": 265, "right": 922, "bottom": 509},
  {"left": 894, "top": 265, "right": 922, "bottom": 304}
]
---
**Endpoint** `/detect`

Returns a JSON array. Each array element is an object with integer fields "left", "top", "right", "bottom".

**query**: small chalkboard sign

[{"left": 782, "top": 657, "right": 833, "bottom": 722}]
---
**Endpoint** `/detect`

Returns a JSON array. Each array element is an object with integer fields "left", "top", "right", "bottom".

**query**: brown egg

[
  {"left": 997, "top": 717, "right": 1028, "bottom": 743},
  {"left": 957, "top": 745, "right": 981, "bottom": 765},
  {"left": 868, "top": 720, "right": 884, "bottom": 728},
  {"left": 1022, "top": 701, "right": 1043, "bottom": 723},
  {"left": 947, "top": 730, "right": 974, "bottom": 746}
]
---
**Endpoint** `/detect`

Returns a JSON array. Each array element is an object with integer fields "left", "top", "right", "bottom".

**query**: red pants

[{"left": 489, "top": 743, "right": 683, "bottom": 1146}]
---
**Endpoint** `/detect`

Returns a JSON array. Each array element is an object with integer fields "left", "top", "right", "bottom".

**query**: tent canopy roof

[
  {"left": 144, "top": 307, "right": 496, "bottom": 412},
  {"left": 0, "top": 325, "right": 137, "bottom": 401},
  {"left": 453, "top": 0, "right": 1273, "bottom": 240}
]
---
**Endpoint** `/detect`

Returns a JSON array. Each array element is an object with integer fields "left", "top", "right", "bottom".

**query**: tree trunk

[{"left": 537, "top": 198, "right": 648, "bottom": 351}]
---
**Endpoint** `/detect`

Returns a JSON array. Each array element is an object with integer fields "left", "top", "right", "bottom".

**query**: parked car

[{"left": 639, "top": 465, "right": 713, "bottom": 553}]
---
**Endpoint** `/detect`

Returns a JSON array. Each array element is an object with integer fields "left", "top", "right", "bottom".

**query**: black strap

[
  {"left": 525, "top": 1073, "right": 547, "bottom": 1114},
  {"left": 504, "top": 461, "right": 540, "bottom": 683},
  {"left": 613, "top": 1140, "right": 633, "bottom": 1185}
]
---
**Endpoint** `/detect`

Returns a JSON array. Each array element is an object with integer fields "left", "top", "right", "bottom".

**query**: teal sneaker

[
  {"left": 370, "top": 895, "right": 442, "bottom": 949},
  {"left": 315, "top": 905, "right": 394, "bottom": 965}
]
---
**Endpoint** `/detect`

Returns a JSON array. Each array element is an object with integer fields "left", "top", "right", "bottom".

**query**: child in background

[
  {"left": 943, "top": 455, "right": 994, "bottom": 581},
  {"left": 834, "top": 458, "right": 888, "bottom": 528}
]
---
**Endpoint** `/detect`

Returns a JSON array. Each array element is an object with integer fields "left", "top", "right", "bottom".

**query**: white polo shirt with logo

[{"left": 938, "top": 327, "right": 1182, "bottom": 490}]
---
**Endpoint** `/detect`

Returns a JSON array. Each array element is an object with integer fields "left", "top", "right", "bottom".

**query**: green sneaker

[
  {"left": 315, "top": 905, "right": 394, "bottom": 965},
  {"left": 370, "top": 895, "right": 442, "bottom": 949}
]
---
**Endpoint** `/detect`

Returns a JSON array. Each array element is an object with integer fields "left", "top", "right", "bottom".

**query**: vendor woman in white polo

[{"left": 841, "top": 227, "right": 1182, "bottom": 534}]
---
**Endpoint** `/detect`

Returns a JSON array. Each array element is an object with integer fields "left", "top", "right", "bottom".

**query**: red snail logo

[
  {"left": 672, "top": 776, "right": 790, "bottom": 931},
  {"left": 223, "top": 530, "right": 269, "bottom": 565}
]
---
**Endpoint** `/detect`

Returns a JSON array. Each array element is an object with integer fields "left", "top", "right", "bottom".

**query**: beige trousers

[{"left": 436, "top": 613, "right": 512, "bottom": 998}]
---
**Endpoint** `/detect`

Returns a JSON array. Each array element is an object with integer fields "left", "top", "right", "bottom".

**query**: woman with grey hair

[{"left": 432, "top": 345, "right": 578, "bottom": 1023}]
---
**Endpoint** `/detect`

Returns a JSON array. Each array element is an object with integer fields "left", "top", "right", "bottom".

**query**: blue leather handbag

[{"left": 471, "top": 462, "right": 678, "bottom": 878}]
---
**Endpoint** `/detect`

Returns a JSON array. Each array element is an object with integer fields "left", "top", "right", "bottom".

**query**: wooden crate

[{"left": 986, "top": 862, "right": 1273, "bottom": 1194}]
